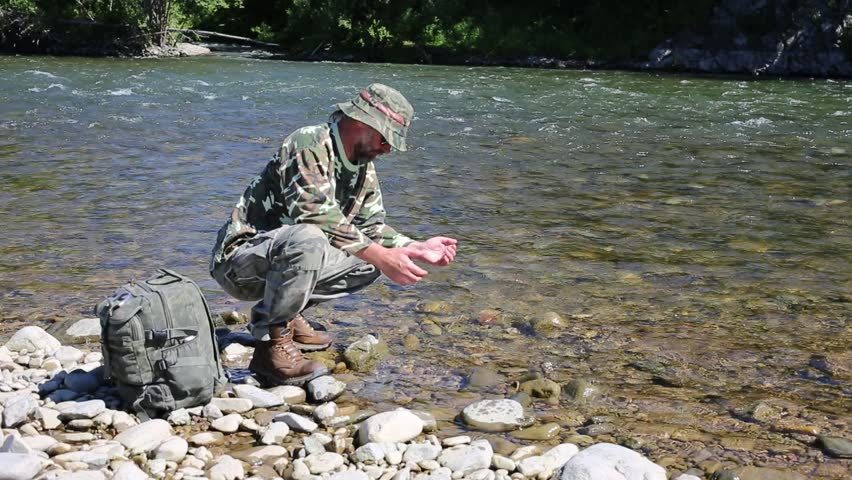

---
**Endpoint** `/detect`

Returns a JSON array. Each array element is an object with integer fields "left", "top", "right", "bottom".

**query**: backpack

[{"left": 95, "top": 269, "right": 225, "bottom": 420}]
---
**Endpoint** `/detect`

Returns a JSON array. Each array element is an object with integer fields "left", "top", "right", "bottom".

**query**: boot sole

[
  {"left": 294, "top": 341, "right": 331, "bottom": 351},
  {"left": 253, "top": 366, "right": 329, "bottom": 387}
]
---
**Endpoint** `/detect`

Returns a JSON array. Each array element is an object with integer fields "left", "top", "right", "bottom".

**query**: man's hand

[
  {"left": 356, "top": 243, "right": 428, "bottom": 285},
  {"left": 404, "top": 236, "right": 458, "bottom": 266}
]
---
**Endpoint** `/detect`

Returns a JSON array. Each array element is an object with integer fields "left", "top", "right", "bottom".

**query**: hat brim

[{"left": 337, "top": 101, "right": 407, "bottom": 152}]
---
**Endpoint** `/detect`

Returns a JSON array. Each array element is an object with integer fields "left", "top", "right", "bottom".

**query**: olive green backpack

[{"left": 95, "top": 269, "right": 225, "bottom": 420}]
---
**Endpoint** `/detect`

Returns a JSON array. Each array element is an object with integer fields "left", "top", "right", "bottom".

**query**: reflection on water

[{"left": 1, "top": 55, "right": 850, "bottom": 475}]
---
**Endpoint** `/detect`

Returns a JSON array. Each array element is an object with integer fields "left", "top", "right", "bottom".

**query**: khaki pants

[{"left": 211, "top": 224, "right": 380, "bottom": 340}]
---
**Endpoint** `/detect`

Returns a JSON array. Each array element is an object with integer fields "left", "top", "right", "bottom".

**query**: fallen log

[{"left": 168, "top": 28, "right": 279, "bottom": 48}]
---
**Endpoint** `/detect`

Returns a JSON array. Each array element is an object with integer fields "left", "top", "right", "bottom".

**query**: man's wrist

[{"left": 354, "top": 242, "right": 388, "bottom": 269}]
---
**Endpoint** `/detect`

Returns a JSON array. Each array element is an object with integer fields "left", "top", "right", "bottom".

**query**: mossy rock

[{"left": 342, "top": 334, "right": 389, "bottom": 372}]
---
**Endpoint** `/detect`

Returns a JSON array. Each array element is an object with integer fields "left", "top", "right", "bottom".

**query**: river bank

[{"left": 1, "top": 320, "right": 849, "bottom": 480}]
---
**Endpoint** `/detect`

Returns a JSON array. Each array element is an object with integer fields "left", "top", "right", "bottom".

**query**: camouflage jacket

[{"left": 211, "top": 121, "right": 413, "bottom": 267}]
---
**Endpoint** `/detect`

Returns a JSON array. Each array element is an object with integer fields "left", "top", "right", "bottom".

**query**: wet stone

[
  {"left": 518, "top": 378, "right": 560, "bottom": 404},
  {"left": 562, "top": 379, "right": 601, "bottom": 403},
  {"left": 818, "top": 435, "right": 852, "bottom": 458},
  {"left": 461, "top": 399, "right": 529, "bottom": 432},
  {"left": 726, "top": 466, "right": 807, "bottom": 480},
  {"left": 578, "top": 423, "right": 615, "bottom": 436},
  {"left": 307, "top": 376, "right": 346, "bottom": 402},
  {"left": 529, "top": 311, "right": 566, "bottom": 337},
  {"left": 402, "top": 334, "right": 420, "bottom": 351},
  {"left": 464, "top": 367, "right": 503, "bottom": 390},
  {"left": 510, "top": 422, "right": 560, "bottom": 441},
  {"left": 508, "top": 392, "right": 531, "bottom": 407},
  {"left": 343, "top": 334, "right": 389, "bottom": 372}
]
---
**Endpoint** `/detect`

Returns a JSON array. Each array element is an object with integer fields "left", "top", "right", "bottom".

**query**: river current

[{"left": 0, "top": 55, "right": 850, "bottom": 477}]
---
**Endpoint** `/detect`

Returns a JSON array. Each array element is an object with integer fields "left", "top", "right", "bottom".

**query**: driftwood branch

[{"left": 168, "top": 28, "right": 279, "bottom": 48}]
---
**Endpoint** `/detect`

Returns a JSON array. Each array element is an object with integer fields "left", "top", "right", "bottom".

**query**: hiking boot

[
  {"left": 289, "top": 314, "right": 332, "bottom": 351},
  {"left": 249, "top": 325, "right": 328, "bottom": 386}
]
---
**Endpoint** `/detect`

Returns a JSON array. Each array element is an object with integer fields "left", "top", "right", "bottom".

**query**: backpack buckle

[{"left": 145, "top": 329, "right": 169, "bottom": 344}]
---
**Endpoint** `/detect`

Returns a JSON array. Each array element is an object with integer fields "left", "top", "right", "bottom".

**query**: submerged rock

[
  {"left": 465, "top": 367, "right": 504, "bottom": 390},
  {"left": 462, "top": 399, "right": 531, "bottom": 432},
  {"left": 716, "top": 466, "right": 807, "bottom": 480},
  {"left": 818, "top": 435, "right": 852, "bottom": 458},
  {"left": 563, "top": 379, "right": 602, "bottom": 403},
  {"left": 343, "top": 334, "right": 389, "bottom": 372},
  {"left": 529, "top": 311, "right": 566, "bottom": 337},
  {"left": 511, "top": 422, "right": 561, "bottom": 441},
  {"left": 518, "top": 378, "right": 560, "bottom": 403}
]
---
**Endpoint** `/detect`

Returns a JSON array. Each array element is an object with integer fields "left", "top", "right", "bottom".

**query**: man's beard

[{"left": 352, "top": 142, "right": 381, "bottom": 163}]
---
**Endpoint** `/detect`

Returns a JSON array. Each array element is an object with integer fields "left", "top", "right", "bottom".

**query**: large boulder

[{"left": 4, "top": 327, "right": 61, "bottom": 355}]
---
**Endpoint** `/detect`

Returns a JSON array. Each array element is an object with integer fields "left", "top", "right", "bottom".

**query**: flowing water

[{"left": 1, "top": 55, "right": 850, "bottom": 477}]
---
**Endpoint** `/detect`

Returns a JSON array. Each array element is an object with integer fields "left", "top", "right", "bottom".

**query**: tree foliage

[{"left": 1, "top": 0, "right": 849, "bottom": 65}]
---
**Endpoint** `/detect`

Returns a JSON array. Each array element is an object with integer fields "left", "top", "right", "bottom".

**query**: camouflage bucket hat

[{"left": 337, "top": 83, "right": 413, "bottom": 151}]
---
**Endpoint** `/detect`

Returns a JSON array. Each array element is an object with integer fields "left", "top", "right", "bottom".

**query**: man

[{"left": 210, "top": 84, "right": 458, "bottom": 386}]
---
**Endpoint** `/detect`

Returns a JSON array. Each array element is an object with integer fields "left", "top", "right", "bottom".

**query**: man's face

[{"left": 352, "top": 125, "right": 392, "bottom": 163}]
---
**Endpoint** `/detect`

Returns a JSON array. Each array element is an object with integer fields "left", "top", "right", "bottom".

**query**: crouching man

[{"left": 211, "top": 84, "right": 457, "bottom": 385}]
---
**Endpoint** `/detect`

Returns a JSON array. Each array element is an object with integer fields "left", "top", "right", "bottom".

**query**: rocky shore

[{"left": 0, "top": 318, "right": 849, "bottom": 480}]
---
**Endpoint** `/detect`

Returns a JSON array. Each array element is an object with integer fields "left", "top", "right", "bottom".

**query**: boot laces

[
  {"left": 270, "top": 336, "right": 304, "bottom": 361},
  {"left": 292, "top": 315, "right": 316, "bottom": 333}
]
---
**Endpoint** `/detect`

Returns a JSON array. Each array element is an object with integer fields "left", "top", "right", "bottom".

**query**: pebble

[
  {"left": 441, "top": 436, "right": 470, "bottom": 447},
  {"left": 266, "top": 385, "right": 307, "bottom": 404},
  {"left": 403, "top": 442, "right": 442, "bottom": 463},
  {"left": 154, "top": 436, "right": 189, "bottom": 462},
  {"left": 113, "top": 419, "right": 172, "bottom": 454},
  {"left": 461, "top": 399, "right": 529, "bottom": 432},
  {"left": 168, "top": 408, "right": 191, "bottom": 426},
  {"left": 209, "top": 455, "right": 245, "bottom": 480},
  {"left": 437, "top": 439, "right": 493, "bottom": 475},
  {"left": 558, "top": 443, "right": 665, "bottom": 480},
  {"left": 818, "top": 435, "right": 852, "bottom": 458},
  {"left": 314, "top": 402, "right": 339, "bottom": 422},
  {"left": 189, "top": 431, "right": 226, "bottom": 447},
  {"left": 260, "top": 422, "right": 290, "bottom": 445},
  {"left": 304, "top": 451, "right": 346, "bottom": 473},
  {"left": 112, "top": 461, "right": 149, "bottom": 480},
  {"left": 490, "top": 454, "right": 515, "bottom": 471},
  {"left": 2, "top": 394, "right": 38, "bottom": 427},
  {"left": 359, "top": 409, "right": 424, "bottom": 444},
  {"left": 232, "top": 445, "right": 288, "bottom": 463},
  {"left": 232, "top": 384, "right": 284, "bottom": 408},
  {"left": 330, "top": 472, "right": 370, "bottom": 480},
  {"left": 57, "top": 399, "right": 105, "bottom": 421},
  {"left": 275, "top": 412, "right": 318, "bottom": 433},
  {"left": 510, "top": 422, "right": 561, "bottom": 441},
  {"left": 54, "top": 346, "right": 85, "bottom": 368},
  {"left": 210, "top": 397, "right": 254, "bottom": 414},
  {"left": 212, "top": 413, "right": 243, "bottom": 433},
  {"left": 307, "top": 376, "right": 347, "bottom": 402}
]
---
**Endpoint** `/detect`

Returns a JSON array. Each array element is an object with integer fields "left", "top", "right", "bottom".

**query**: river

[{"left": 0, "top": 54, "right": 850, "bottom": 477}]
